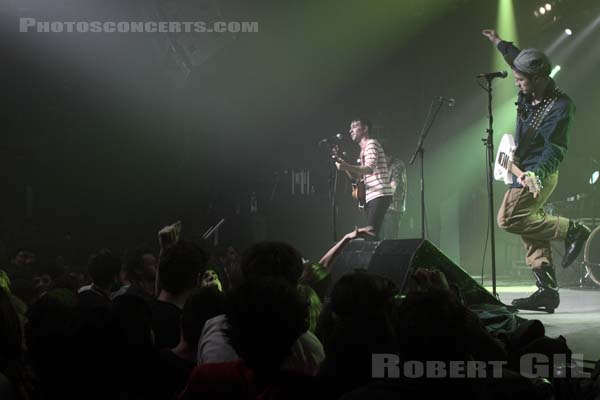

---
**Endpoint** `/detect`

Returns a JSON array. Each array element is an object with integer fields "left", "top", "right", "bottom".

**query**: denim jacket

[{"left": 497, "top": 41, "right": 575, "bottom": 188}]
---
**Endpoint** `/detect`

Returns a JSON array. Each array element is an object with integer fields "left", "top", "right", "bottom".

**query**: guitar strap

[{"left": 513, "top": 92, "right": 558, "bottom": 165}]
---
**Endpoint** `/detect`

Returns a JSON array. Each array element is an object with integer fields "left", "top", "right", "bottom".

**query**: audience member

[
  {"left": 78, "top": 249, "right": 121, "bottom": 311},
  {"left": 197, "top": 241, "right": 324, "bottom": 377},
  {"left": 0, "top": 288, "right": 34, "bottom": 400},
  {"left": 151, "top": 240, "right": 208, "bottom": 349},
  {"left": 159, "top": 287, "right": 226, "bottom": 399},
  {"left": 113, "top": 245, "right": 157, "bottom": 301},
  {"left": 182, "top": 277, "right": 315, "bottom": 400}
]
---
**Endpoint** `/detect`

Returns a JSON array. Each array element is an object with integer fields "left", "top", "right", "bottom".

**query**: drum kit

[{"left": 545, "top": 169, "right": 600, "bottom": 287}]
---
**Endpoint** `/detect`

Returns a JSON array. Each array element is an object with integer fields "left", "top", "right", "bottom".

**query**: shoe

[
  {"left": 562, "top": 221, "right": 591, "bottom": 268},
  {"left": 511, "top": 265, "right": 559, "bottom": 314}
]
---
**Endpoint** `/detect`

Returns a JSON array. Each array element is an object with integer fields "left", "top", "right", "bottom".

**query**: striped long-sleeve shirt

[{"left": 361, "top": 139, "right": 394, "bottom": 203}]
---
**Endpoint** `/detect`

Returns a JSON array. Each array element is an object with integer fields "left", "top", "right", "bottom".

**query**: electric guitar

[
  {"left": 330, "top": 145, "right": 366, "bottom": 208},
  {"left": 494, "top": 134, "right": 543, "bottom": 198}
]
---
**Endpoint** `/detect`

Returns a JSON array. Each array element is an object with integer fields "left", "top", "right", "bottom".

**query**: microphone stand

[
  {"left": 323, "top": 143, "right": 339, "bottom": 242},
  {"left": 409, "top": 99, "right": 445, "bottom": 240},
  {"left": 481, "top": 76, "right": 498, "bottom": 298}
]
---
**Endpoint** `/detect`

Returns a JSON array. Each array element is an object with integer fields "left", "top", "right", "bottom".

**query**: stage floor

[{"left": 490, "top": 285, "right": 600, "bottom": 363}]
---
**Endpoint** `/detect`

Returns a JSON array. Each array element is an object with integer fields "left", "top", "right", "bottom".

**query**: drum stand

[
  {"left": 578, "top": 261, "right": 595, "bottom": 289},
  {"left": 576, "top": 225, "right": 599, "bottom": 289}
]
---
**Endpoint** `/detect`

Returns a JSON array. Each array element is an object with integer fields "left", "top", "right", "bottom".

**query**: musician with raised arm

[
  {"left": 335, "top": 117, "right": 394, "bottom": 239},
  {"left": 482, "top": 29, "right": 590, "bottom": 313}
]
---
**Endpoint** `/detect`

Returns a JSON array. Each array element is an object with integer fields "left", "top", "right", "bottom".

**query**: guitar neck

[{"left": 508, "top": 162, "right": 524, "bottom": 178}]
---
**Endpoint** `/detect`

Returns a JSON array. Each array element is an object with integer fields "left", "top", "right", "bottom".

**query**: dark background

[{"left": 2, "top": 0, "right": 599, "bottom": 277}]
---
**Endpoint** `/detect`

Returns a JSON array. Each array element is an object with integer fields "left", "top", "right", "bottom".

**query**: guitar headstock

[
  {"left": 523, "top": 173, "right": 543, "bottom": 198},
  {"left": 329, "top": 144, "right": 345, "bottom": 163}
]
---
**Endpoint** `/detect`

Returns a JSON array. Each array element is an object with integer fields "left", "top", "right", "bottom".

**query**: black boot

[
  {"left": 562, "top": 220, "right": 591, "bottom": 268},
  {"left": 511, "top": 265, "right": 560, "bottom": 313}
]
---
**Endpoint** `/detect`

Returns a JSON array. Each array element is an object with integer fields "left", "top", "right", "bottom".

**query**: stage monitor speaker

[{"left": 326, "top": 238, "right": 502, "bottom": 307}]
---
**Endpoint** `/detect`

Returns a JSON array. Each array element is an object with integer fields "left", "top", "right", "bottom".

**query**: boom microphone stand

[{"left": 409, "top": 98, "right": 447, "bottom": 240}]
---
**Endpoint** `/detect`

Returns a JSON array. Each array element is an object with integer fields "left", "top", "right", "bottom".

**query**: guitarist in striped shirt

[{"left": 335, "top": 118, "right": 394, "bottom": 239}]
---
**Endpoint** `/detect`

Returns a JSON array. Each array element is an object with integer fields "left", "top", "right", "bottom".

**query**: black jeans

[{"left": 365, "top": 195, "right": 393, "bottom": 239}]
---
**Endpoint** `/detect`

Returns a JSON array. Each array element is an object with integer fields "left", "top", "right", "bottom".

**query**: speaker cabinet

[{"left": 327, "top": 239, "right": 502, "bottom": 306}]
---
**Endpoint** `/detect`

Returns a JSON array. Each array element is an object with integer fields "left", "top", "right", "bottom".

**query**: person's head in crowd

[
  {"left": 0, "top": 270, "right": 10, "bottom": 293},
  {"left": 124, "top": 245, "right": 157, "bottom": 296},
  {"left": 10, "top": 248, "right": 36, "bottom": 268},
  {"left": 88, "top": 249, "right": 121, "bottom": 292},
  {"left": 226, "top": 277, "right": 308, "bottom": 375},
  {"left": 197, "top": 269, "right": 223, "bottom": 292},
  {"left": 181, "top": 287, "right": 226, "bottom": 350},
  {"left": 299, "top": 262, "right": 330, "bottom": 301},
  {"left": 66, "top": 263, "right": 89, "bottom": 289},
  {"left": 240, "top": 241, "right": 303, "bottom": 286},
  {"left": 33, "top": 263, "right": 65, "bottom": 298},
  {"left": 395, "top": 289, "right": 472, "bottom": 362},
  {"left": 5, "top": 247, "right": 38, "bottom": 281},
  {"left": 0, "top": 287, "right": 33, "bottom": 400},
  {"left": 330, "top": 271, "right": 398, "bottom": 322},
  {"left": 208, "top": 244, "right": 239, "bottom": 291},
  {"left": 297, "top": 284, "right": 321, "bottom": 333},
  {"left": 212, "top": 244, "right": 239, "bottom": 267},
  {"left": 159, "top": 240, "right": 208, "bottom": 296}
]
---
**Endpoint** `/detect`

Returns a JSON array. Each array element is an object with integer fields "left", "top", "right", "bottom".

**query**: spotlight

[
  {"left": 534, "top": 10, "right": 539, "bottom": 17},
  {"left": 539, "top": 7, "right": 546, "bottom": 15},
  {"left": 565, "top": 28, "right": 573, "bottom": 35},
  {"left": 545, "top": 3, "right": 552, "bottom": 11},
  {"left": 591, "top": 171, "right": 599, "bottom": 185},
  {"left": 550, "top": 65, "right": 561, "bottom": 78}
]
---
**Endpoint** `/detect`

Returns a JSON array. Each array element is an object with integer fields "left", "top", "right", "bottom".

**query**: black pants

[{"left": 365, "top": 195, "right": 393, "bottom": 239}]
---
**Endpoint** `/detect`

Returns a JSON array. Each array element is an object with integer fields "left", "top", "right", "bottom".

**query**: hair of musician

[
  {"left": 352, "top": 117, "right": 372, "bottom": 133},
  {"left": 512, "top": 66, "right": 550, "bottom": 81},
  {"left": 511, "top": 48, "right": 552, "bottom": 79}
]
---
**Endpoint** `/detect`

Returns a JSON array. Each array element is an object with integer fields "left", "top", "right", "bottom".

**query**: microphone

[
  {"left": 318, "top": 133, "right": 343, "bottom": 145},
  {"left": 437, "top": 96, "right": 456, "bottom": 107},
  {"left": 476, "top": 70, "right": 508, "bottom": 79}
]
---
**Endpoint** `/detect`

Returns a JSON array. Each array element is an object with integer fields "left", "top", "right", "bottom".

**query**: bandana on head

[{"left": 513, "top": 48, "right": 551, "bottom": 76}]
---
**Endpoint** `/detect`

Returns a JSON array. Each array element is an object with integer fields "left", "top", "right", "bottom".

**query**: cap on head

[{"left": 513, "top": 48, "right": 551, "bottom": 77}]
